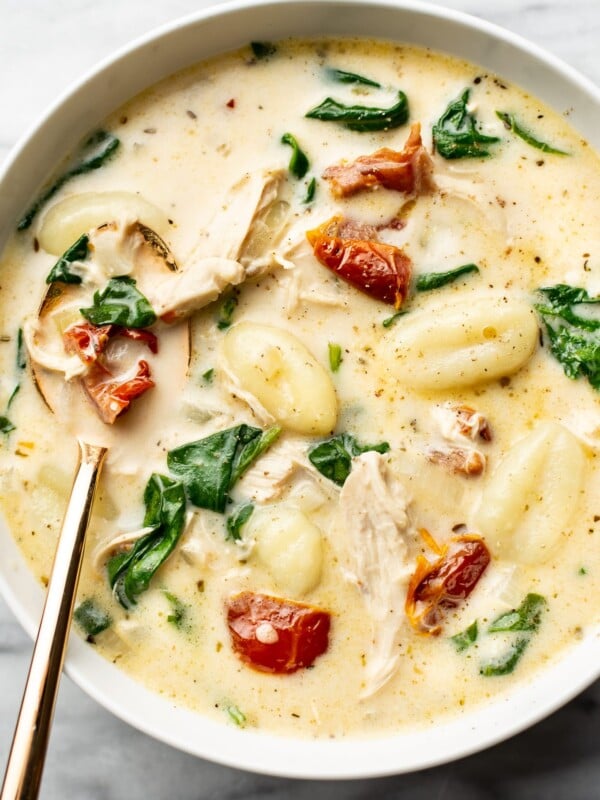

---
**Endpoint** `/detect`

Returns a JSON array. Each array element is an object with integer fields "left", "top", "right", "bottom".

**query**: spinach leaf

[
  {"left": 535, "top": 285, "right": 600, "bottom": 389},
  {"left": 216, "top": 290, "right": 239, "bottom": 330},
  {"left": 382, "top": 310, "right": 407, "bottom": 328},
  {"left": 480, "top": 593, "right": 546, "bottom": 677},
  {"left": 250, "top": 41, "right": 276, "bottom": 59},
  {"left": 0, "top": 416, "right": 16, "bottom": 435},
  {"left": 496, "top": 111, "right": 569, "bottom": 155},
  {"left": 416, "top": 263, "right": 480, "bottom": 292},
  {"left": 16, "top": 327, "right": 26, "bottom": 372},
  {"left": 46, "top": 234, "right": 89, "bottom": 284},
  {"left": 18, "top": 130, "right": 120, "bottom": 231},
  {"left": 450, "top": 620, "right": 478, "bottom": 653},
  {"left": 325, "top": 67, "right": 381, "bottom": 88},
  {"left": 328, "top": 342, "right": 342, "bottom": 372},
  {"left": 480, "top": 638, "right": 529, "bottom": 677},
  {"left": 308, "top": 433, "right": 390, "bottom": 486},
  {"left": 163, "top": 590, "right": 188, "bottom": 629},
  {"left": 433, "top": 90, "right": 499, "bottom": 159},
  {"left": 108, "top": 474, "right": 186, "bottom": 608},
  {"left": 74, "top": 598, "right": 112, "bottom": 637},
  {"left": 167, "top": 424, "right": 281, "bottom": 513},
  {"left": 80, "top": 276, "right": 156, "bottom": 328},
  {"left": 488, "top": 593, "right": 546, "bottom": 633},
  {"left": 202, "top": 368, "right": 215, "bottom": 384},
  {"left": 226, "top": 503, "right": 254, "bottom": 542},
  {"left": 303, "top": 176, "right": 317, "bottom": 204},
  {"left": 306, "top": 91, "right": 409, "bottom": 132},
  {"left": 281, "top": 133, "right": 310, "bottom": 179}
]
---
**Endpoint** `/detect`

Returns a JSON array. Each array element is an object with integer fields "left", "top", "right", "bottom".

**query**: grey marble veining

[{"left": 0, "top": 1, "right": 599, "bottom": 798}]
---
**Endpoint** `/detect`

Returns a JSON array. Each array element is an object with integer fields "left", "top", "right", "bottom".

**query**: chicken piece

[
  {"left": 322, "top": 123, "right": 436, "bottom": 199},
  {"left": 150, "top": 170, "right": 289, "bottom": 321},
  {"left": 338, "top": 451, "right": 412, "bottom": 697},
  {"left": 432, "top": 402, "right": 492, "bottom": 443}
]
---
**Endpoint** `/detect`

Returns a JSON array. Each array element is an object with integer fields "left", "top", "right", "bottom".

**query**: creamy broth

[{"left": 0, "top": 38, "right": 599, "bottom": 739}]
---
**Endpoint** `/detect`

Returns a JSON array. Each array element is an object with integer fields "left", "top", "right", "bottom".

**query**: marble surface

[{"left": 0, "top": 0, "right": 599, "bottom": 797}]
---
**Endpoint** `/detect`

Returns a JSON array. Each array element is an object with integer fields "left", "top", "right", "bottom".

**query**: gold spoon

[{"left": 1, "top": 225, "right": 189, "bottom": 800}]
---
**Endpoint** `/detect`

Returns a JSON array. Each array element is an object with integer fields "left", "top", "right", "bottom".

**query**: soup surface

[{"left": 0, "top": 38, "right": 599, "bottom": 739}]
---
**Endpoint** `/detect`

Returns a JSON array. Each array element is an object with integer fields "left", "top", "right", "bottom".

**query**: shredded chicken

[
  {"left": 23, "top": 318, "right": 87, "bottom": 380},
  {"left": 338, "top": 451, "right": 412, "bottom": 697},
  {"left": 219, "top": 362, "right": 276, "bottom": 427},
  {"left": 283, "top": 269, "right": 347, "bottom": 314},
  {"left": 428, "top": 403, "right": 491, "bottom": 477},
  {"left": 322, "top": 123, "right": 436, "bottom": 198},
  {"left": 148, "top": 257, "right": 245, "bottom": 321}
]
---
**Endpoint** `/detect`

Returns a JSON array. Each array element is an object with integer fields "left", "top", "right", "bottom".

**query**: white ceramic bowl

[{"left": 1, "top": 0, "right": 599, "bottom": 779}]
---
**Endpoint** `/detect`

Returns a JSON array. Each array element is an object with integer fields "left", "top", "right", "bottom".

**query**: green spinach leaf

[
  {"left": 281, "top": 133, "right": 310, "bottom": 179},
  {"left": 496, "top": 111, "right": 568, "bottom": 155},
  {"left": 306, "top": 91, "right": 409, "bottom": 132},
  {"left": 382, "top": 310, "right": 408, "bottom": 328},
  {"left": 303, "top": 176, "right": 317, "bottom": 204},
  {"left": 416, "top": 263, "right": 480, "bottom": 292},
  {"left": 488, "top": 593, "right": 546, "bottom": 633},
  {"left": 325, "top": 68, "right": 381, "bottom": 88},
  {"left": 163, "top": 590, "right": 188, "bottom": 629},
  {"left": 226, "top": 503, "right": 254, "bottom": 542},
  {"left": 74, "top": 598, "right": 112, "bottom": 636},
  {"left": 225, "top": 703, "right": 247, "bottom": 727},
  {"left": 450, "top": 620, "right": 478, "bottom": 652},
  {"left": 80, "top": 276, "right": 156, "bottom": 328},
  {"left": 18, "top": 130, "right": 120, "bottom": 230},
  {"left": 480, "top": 638, "right": 529, "bottom": 677},
  {"left": 433, "top": 89, "right": 499, "bottom": 159},
  {"left": 535, "top": 285, "right": 600, "bottom": 389},
  {"left": 168, "top": 424, "right": 281, "bottom": 513},
  {"left": 216, "top": 290, "right": 239, "bottom": 330},
  {"left": 108, "top": 474, "right": 186, "bottom": 608},
  {"left": 308, "top": 433, "right": 390, "bottom": 486},
  {"left": 0, "top": 416, "right": 16, "bottom": 435},
  {"left": 46, "top": 234, "right": 89, "bottom": 284}
]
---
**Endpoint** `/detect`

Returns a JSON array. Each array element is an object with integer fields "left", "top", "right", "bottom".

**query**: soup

[{"left": 0, "top": 38, "right": 599, "bottom": 739}]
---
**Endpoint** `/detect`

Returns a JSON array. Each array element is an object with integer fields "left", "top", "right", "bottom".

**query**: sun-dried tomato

[
  {"left": 406, "top": 534, "right": 490, "bottom": 634},
  {"left": 83, "top": 359, "right": 155, "bottom": 425},
  {"left": 226, "top": 591, "right": 331, "bottom": 674},
  {"left": 322, "top": 123, "right": 436, "bottom": 198},
  {"left": 307, "top": 217, "right": 411, "bottom": 308}
]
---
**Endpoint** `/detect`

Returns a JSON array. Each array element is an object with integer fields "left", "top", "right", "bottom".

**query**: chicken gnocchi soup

[{"left": 0, "top": 37, "right": 599, "bottom": 738}]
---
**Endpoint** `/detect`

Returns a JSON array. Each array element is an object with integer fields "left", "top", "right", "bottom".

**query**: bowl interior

[{"left": 0, "top": 0, "right": 598, "bottom": 779}]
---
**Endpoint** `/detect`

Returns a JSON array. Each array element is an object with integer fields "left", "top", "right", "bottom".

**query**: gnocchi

[
  {"left": 222, "top": 322, "right": 337, "bottom": 435},
  {"left": 247, "top": 505, "right": 323, "bottom": 596},
  {"left": 383, "top": 294, "right": 539, "bottom": 390},
  {"left": 38, "top": 191, "right": 170, "bottom": 255},
  {"left": 474, "top": 422, "right": 586, "bottom": 564}
]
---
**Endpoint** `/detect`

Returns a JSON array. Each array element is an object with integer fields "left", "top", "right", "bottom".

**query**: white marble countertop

[{"left": 0, "top": 1, "right": 599, "bottom": 797}]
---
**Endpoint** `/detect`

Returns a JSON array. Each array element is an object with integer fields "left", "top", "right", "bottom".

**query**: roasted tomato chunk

[
  {"left": 322, "top": 123, "right": 436, "bottom": 198},
  {"left": 307, "top": 217, "right": 411, "bottom": 308},
  {"left": 83, "top": 359, "right": 155, "bottom": 425},
  {"left": 63, "top": 322, "right": 158, "bottom": 424},
  {"left": 226, "top": 591, "right": 331, "bottom": 674},
  {"left": 406, "top": 534, "right": 490, "bottom": 634}
]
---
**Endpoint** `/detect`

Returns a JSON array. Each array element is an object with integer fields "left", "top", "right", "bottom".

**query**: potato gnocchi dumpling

[
  {"left": 248, "top": 505, "right": 323, "bottom": 596},
  {"left": 475, "top": 422, "right": 587, "bottom": 563},
  {"left": 38, "top": 191, "right": 170, "bottom": 255},
  {"left": 384, "top": 294, "right": 539, "bottom": 390},
  {"left": 222, "top": 322, "right": 337, "bottom": 434}
]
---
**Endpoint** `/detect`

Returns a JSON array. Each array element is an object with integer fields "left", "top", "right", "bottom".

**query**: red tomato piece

[
  {"left": 83, "top": 359, "right": 154, "bottom": 425},
  {"left": 226, "top": 591, "right": 331, "bottom": 674},
  {"left": 322, "top": 123, "right": 436, "bottom": 198},
  {"left": 307, "top": 218, "right": 412, "bottom": 308},
  {"left": 112, "top": 326, "right": 158, "bottom": 354},
  {"left": 63, "top": 323, "right": 112, "bottom": 364},
  {"left": 406, "top": 534, "right": 490, "bottom": 634}
]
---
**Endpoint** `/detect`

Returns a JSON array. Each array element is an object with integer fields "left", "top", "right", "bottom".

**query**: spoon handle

[{"left": 1, "top": 440, "right": 107, "bottom": 800}]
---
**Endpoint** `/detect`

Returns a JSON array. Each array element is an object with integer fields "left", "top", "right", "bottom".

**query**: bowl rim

[{"left": 0, "top": 0, "right": 599, "bottom": 780}]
